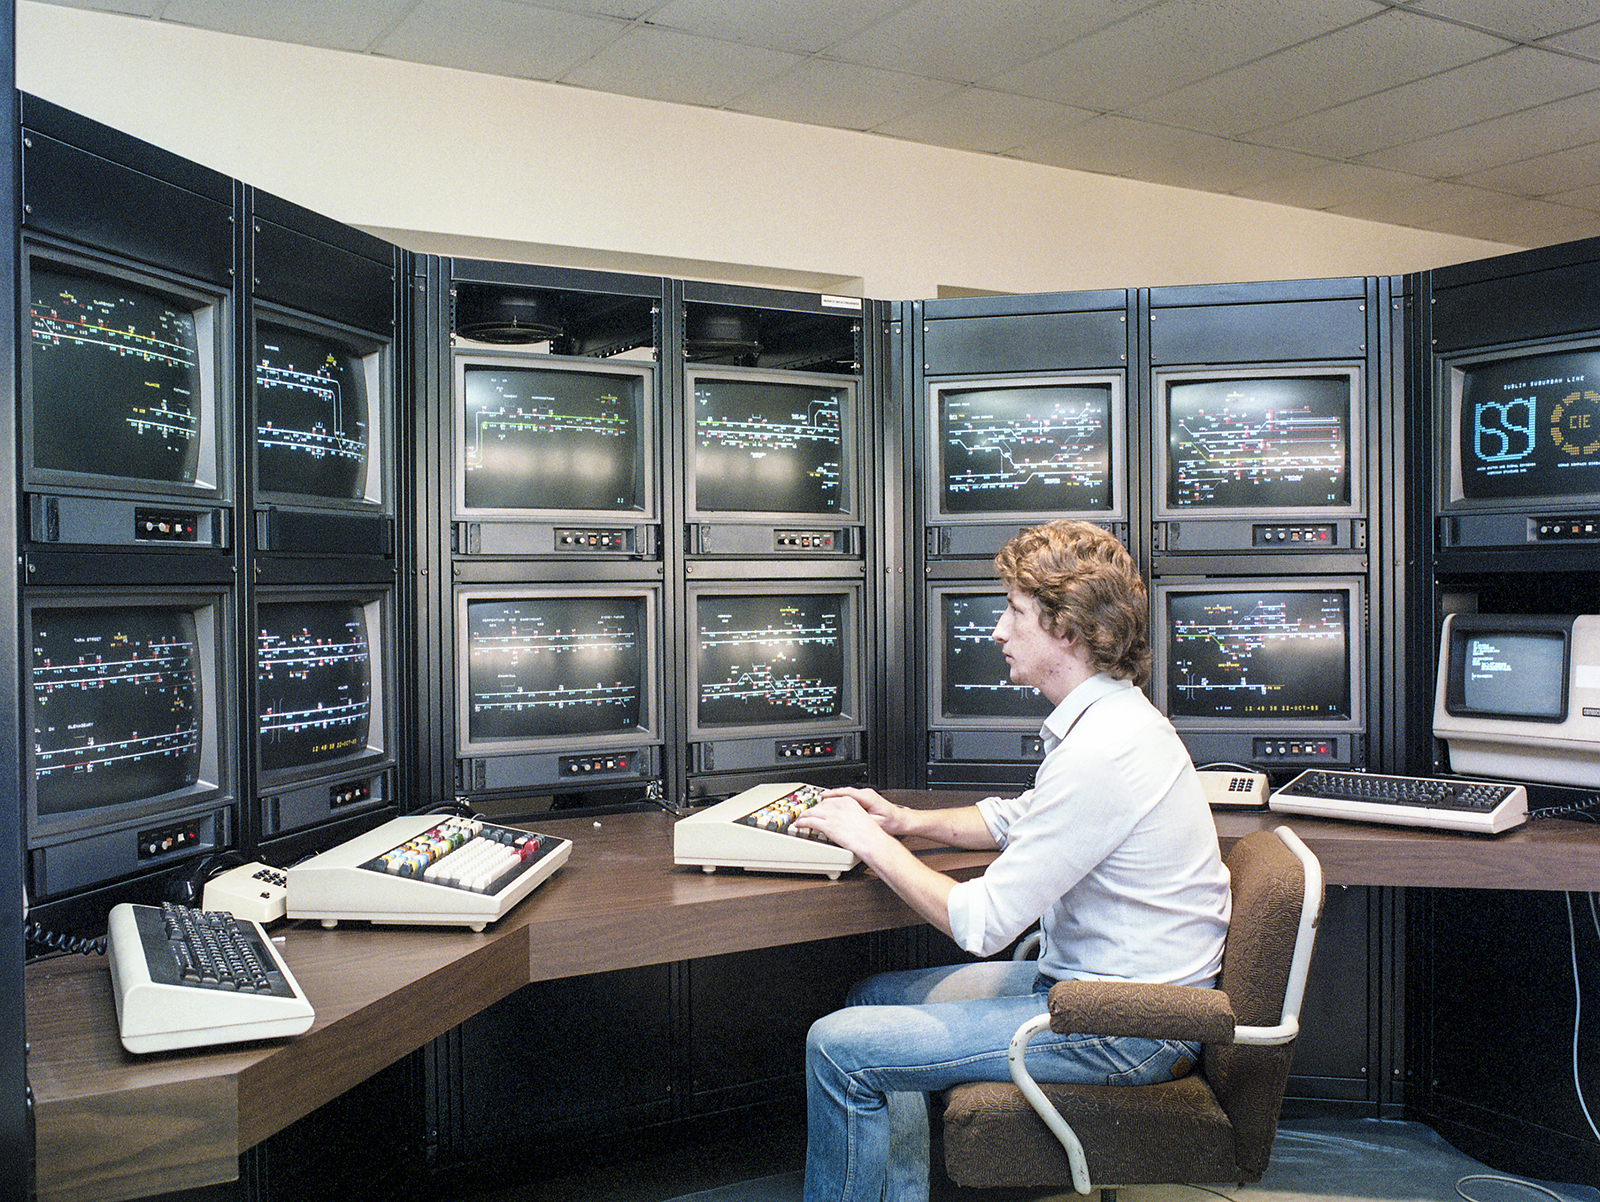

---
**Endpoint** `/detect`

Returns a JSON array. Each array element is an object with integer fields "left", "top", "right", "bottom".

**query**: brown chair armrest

[{"left": 1046, "top": 980, "right": 1237, "bottom": 1044}]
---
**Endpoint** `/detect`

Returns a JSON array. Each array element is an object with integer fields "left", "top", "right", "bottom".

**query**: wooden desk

[{"left": 25, "top": 799, "right": 1600, "bottom": 1201}]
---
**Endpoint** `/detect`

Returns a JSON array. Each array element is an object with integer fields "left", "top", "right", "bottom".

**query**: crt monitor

[
  {"left": 927, "top": 373, "right": 1125, "bottom": 524},
  {"left": 254, "top": 312, "right": 388, "bottom": 513},
  {"left": 1434, "top": 612, "right": 1600, "bottom": 787},
  {"left": 456, "top": 585, "right": 660, "bottom": 760},
  {"left": 686, "top": 365, "right": 857, "bottom": 523},
  {"left": 1153, "top": 366, "right": 1362, "bottom": 521},
  {"left": 928, "top": 585, "right": 1055, "bottom": 727},
  {"left": 25, "top": 586, "right": 234, "bottom": 900},
  {"left": 1439, "top": 340, "right": 1600, "bottom": 518},
  {"left": 255, "top": 589, "right": 393, "bottom": 831},
  {"left": 23, "top": 246, "right": 226, "bottom": 504},
  {"left": 689, "top": 583, "right": 863, "bottom": 742},
  {"left": 454, "top": 350, "right": 655, "bottom": 523},
  {"left": 1150, "top": 577, "right": 1365, "bottom": 768}
]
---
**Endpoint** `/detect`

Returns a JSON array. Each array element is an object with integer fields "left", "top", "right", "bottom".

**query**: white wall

[{"left": 17, "top": 1, "right": 1516, "bottom": 299}]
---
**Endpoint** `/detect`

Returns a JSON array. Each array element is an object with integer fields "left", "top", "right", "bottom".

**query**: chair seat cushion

[{"left": 941, "top": 1075, "right": 1248, "bottom": 1189}]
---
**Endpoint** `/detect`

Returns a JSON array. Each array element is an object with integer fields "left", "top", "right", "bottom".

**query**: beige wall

[{"left": 17, "top": 1, "right": 1516, "bottom": 299}]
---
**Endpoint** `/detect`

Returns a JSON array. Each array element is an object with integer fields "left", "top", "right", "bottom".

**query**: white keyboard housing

[
  {"left": 1268, "top": 769, "right": 1529, "bottom": 834},
  {"left": 203, "top": 861, "right": 289, "bottom": 924},
  {"left": 1198, "top": 769, "right": 1269, "bottom": 810},
  {"left": 106, "top": 902, "right": 314, "bottom": 1054},
  {"left": 675, "top": 782, "right": 860, "bottom": 879},
  {"left": 287, "top": 813, "right": 572, "bottom": 931}
]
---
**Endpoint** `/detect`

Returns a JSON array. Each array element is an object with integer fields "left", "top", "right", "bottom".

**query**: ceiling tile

[
  {"left": 161, "top": 0, "right": 418, "bottom": 52},
  {"left": 827, "top": 0, "right": 1157, "bottom": 84},
  {"left": 40, "top": 0, "right": 164, "bottom": 17},
  {"left": 1459, "top": 138, "right": 1600, "bottom": 196},
  {"left": 985, "top": 0, "right": 1380, "bottom": 113},
  {"left": 1013, "top": 114, "right": 1327, "bottom": 195},
  {"left": 376, "top": 0, "right": 627, "bottom": 79},
  {"left": 1547, "top": 182, "right": 1600, "bottom": 212},
  {"left": 1122, "top": 9, "right": 1511, "bottom": 137},
  {"left": 561, "top": 23, "right": 803, "bottom": 107},
  {"left": 729, "top": 59, "right": 961, "bottom": 132},
  {"left": 1358, "top": 92, "right": 1600, "bottom": 179},
  {"left": 1256, "top": 45, "right": 1600, "bottom": 159},
  {"left": 1232, "top": 160, "right": 1426, "bottom": 210},
  {"left": 1405, "top": 0, "right": 1600, "bottom": 41},
  {"left": 1424, "top": 196, "right": 1600, "bottom": 244},
  {"left": 1328, "top": 178, "right": 1513, "bottom": 226},
  {"left": 31, "top": 0, "right": 1600, "bottom": 249},
  {"left": 647, "top": 0, "right": 907, "bottom": 56},
  {"left": 873, "top": 87, "right": 1096, "bottom": 154},
  {"left": 1541, "top": 20, "right": 1600, "bottom": 57},
  {"left": 513, "top": 0, "right": 660, "bottom": 17}
]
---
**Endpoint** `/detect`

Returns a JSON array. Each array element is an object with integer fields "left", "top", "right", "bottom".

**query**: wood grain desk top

[{"left": 25, "top": 796, "right": 1600, "bottom": 1201}]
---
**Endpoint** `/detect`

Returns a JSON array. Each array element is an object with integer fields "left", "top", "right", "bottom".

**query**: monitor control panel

[
  {"left": 1156, "top": 518, "right": 1365, "bottom": 553},
  {"left": 777, "top": 737, "right": 843, "bottom": 760},
  {"left": 455, "top": 521, "right": 658, "bottom": 558},
  {"left": 555, "top": 527, "right": 639, "bottom": 552},
  {"left": 561, "top": 750, "right": 641, "bottom": 777},
  {"left": 263, "top": 773, "right": 390, "bottom": 837},
  {"left": 775, "top": 529, "right": 840, "bottom": 551},
  {"left": 135, "top": 508, "right": 203, "bottom": 542},
  {"left": 28, "top": 495, "right": 226, "bottom": 549},
  {"left": 1534, "top": 516, "right": 1600, "bottom": 541},
  {"left": 137, "top": 818, "right": 210, "bottom": 862},
  {"left": 694, "top": 732, "right": 861, "bottom": 773},
  {"left": 1253, "top": 736, "right": 1342, "bottom": 764},
  {"left": 689, "top": 523, "right": 860, "bottom": 557},
  {"left": 1253, "top": 523, "right": 1338, "bottom": 547}
]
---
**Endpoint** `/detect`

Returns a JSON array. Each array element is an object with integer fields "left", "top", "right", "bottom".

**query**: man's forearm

[
  {"left": 900, "top": 803, "right": 998, "bottom": 850},
  {"left": 857, "top": 835, "right": 958, "bottom": 939}
]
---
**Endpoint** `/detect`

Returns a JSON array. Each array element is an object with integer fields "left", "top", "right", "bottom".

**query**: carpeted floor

[{"left": 662, "top": 1118, "right": 1600, "bottom": 1202}]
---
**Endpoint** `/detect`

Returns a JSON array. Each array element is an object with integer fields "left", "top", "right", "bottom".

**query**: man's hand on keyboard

[{"left": 793, "top": 791, "right": 901, "bottom": 857}]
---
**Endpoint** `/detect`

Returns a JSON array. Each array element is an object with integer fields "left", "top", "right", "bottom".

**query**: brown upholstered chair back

[{"left": 1206, "top": 829, "right": 1314, "bottom": 1176}]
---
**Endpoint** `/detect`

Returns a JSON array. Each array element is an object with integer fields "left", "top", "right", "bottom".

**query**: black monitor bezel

[
  {"left": 1440, "top": 612, "right": 1573, "bottom": 724},
  {"left": 1436, "top": 334, "right": 1600, "bottom": 519},
  {"left": 253, "top": 583, "right": 397, "bottom": 794},
  {"left": 924, "top": 582, "right": 1055, "bottom": 730},
  {"left": 451, "top": 348, "right": 658, "bottom": 525},
  {"left": 23, "top": 582, "right": 235, "bottom": 850},
  {"left": 684, "top": 363, "right": 860, "bottom": 526},
  {"left": 252, "top": 304, "right": 392, "bottom": 517},
  {"left": 686, "top": 579, "right": 865, "bottom": 742},
  {"left": 1149, "top": 575, "right": 1367, "bottom": 739},
  {"left": 21, "top": 240, "right": 231, "bottom": 506},
  {"left": 1151, "top": 363, "right": 1364, "bottom": 523},
  {"left": 453, "top": 582, "right": 662, "bottom": 759},
  {"left": 925, "top": 370, "right": 1127, "bottom": 527}
]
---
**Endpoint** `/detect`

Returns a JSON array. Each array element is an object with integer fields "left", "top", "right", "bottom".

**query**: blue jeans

[{"left": 803, "top": 960, "right": 1201, "bottom": 1202}]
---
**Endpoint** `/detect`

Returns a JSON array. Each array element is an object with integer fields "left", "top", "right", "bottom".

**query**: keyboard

[
  {"left": 1268, "top": 769, "right": 1529, "bottom": 834},
  {"left": 106, "top": 901, "right": 314, "bottom": 1054},
  {"left": 674, "top": 782, "right": 860, "bottom": 879},
  {"left": 286, "top": 813, "right": 573, "bottom": 931}
]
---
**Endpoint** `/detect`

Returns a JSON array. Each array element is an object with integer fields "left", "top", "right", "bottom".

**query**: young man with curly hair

[{"left": 795, "top": 520, "right": 1230, "bottom": 1202}]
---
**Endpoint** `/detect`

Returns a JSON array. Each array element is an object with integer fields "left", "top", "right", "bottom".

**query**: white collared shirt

[{"left": 946, "top": 673, "right": 1231, "bottom": 988}]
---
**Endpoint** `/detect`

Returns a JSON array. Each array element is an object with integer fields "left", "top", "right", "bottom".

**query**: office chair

[{"left": 940, "top": 825, "right": 1323, "bottom": 1201}]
